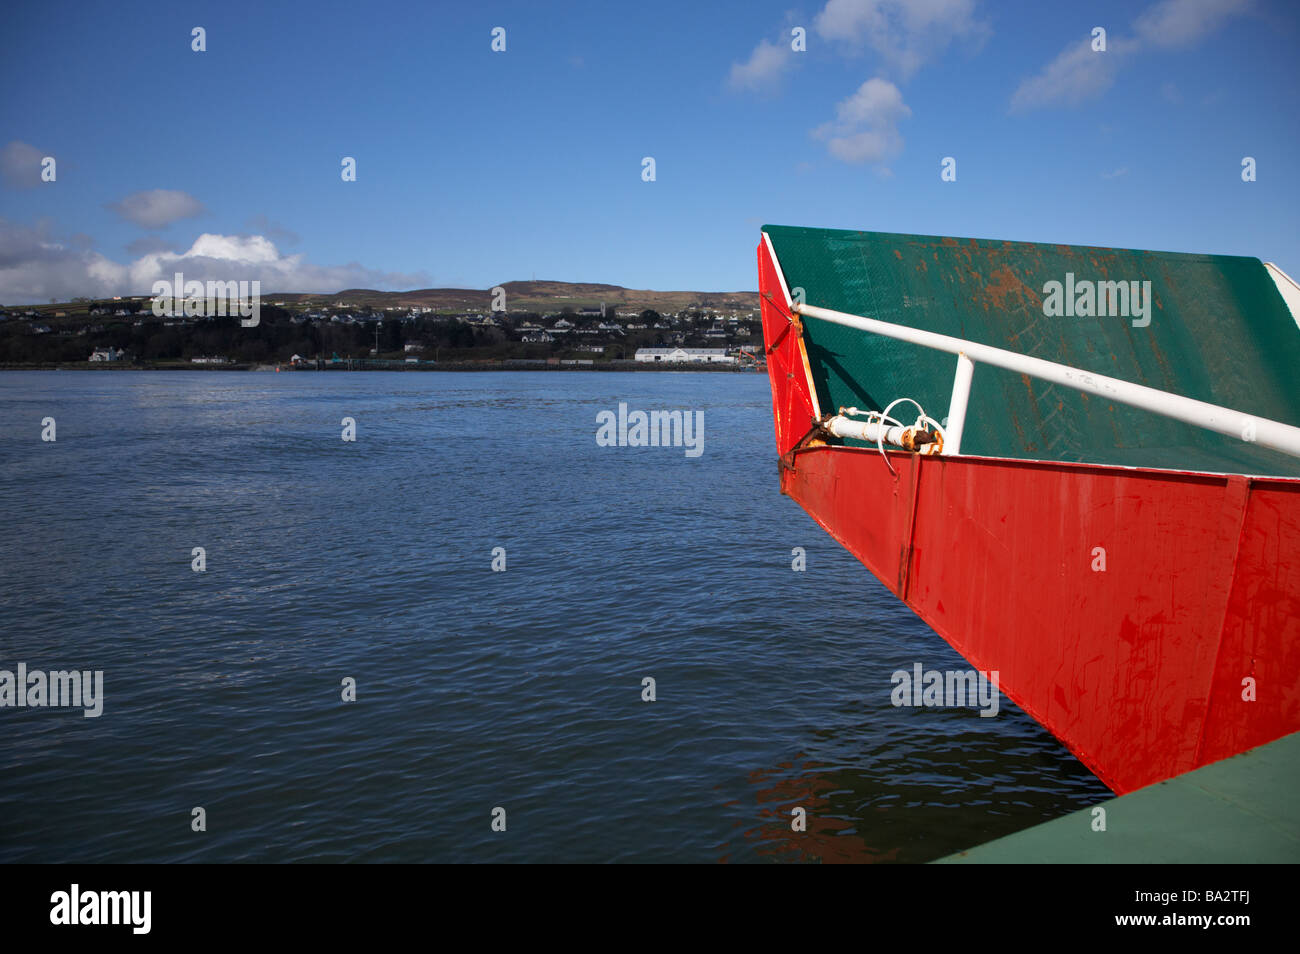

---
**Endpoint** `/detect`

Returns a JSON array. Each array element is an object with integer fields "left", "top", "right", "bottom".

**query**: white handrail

[{"left": 791, "top": 301, "right": 1300, "bottom": 460}]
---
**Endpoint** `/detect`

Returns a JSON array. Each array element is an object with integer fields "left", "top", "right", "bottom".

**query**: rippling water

[{"left": 0, "top": 370, "right": 1108, "bottom": 863}]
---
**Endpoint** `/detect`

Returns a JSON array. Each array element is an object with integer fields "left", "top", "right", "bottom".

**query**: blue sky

[{"left": 1, "top": 0, "right": 1297, "bottom": 302}]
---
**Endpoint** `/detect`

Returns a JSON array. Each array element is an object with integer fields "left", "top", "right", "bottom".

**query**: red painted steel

[
  {"left": 758, "top": 239, "right": 1300, "bottom": 794},
  {"left": 758, "top": 244, "right": 819, "bottom": 455}
]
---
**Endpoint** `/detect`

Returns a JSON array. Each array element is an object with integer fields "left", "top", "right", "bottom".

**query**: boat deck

[{"left": 935, "top": 731, "right": 1300, "bottom": 863}]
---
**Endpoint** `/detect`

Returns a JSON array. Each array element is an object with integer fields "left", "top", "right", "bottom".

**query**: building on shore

[{"left": 633, "top": 347, "right": 736, "bottom": 364}]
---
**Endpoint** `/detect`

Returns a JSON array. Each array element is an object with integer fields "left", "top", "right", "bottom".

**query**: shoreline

[{"left": 0, "top": 361, "right": 763, "bottom": 373}]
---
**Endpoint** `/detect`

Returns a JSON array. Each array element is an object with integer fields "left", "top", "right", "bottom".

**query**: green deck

[
  {"left": 935, "top": 731, "right": 1300, "bottom": 863},
  {"left": 764, "top": 225, "right": 1300, "bottom": 476}
]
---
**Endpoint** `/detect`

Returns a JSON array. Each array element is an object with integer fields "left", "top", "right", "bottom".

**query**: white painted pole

[
  {"left": 945, "top": 353, "right": 975, "bottom": 456},
  {"left": 792, "top": 302, "right": 1300, "bottom": 461}
]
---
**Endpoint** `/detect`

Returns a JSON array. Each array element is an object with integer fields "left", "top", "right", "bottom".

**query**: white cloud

[
  {"left": 105, "top": 189, "right": 206, "bottom": 228},
  {"left": 1009, "top": 37, "right": 1132, "bottom": 112},
  {"left": 823, "top": 128, "right": 904, "bottom": 163},
  {"left": 1, "top": 141, "right": 48, "bottom": 189},
  {"left": 813, "top": 0, "right": 989, "bottom": 79},
  {"left": 727, "top": 39, "right": 792, "bottom": 92},
  {"left": 832, "top": 75, "right": 911, "bottom": 125},
  {"left": 0, "top": 221, "right": 429, "bottom": 304},
  {"left": 742, "top": 2, "right": 984, "bottom": 163},
  {"left": 1010, "top": 0, "right": 1250, "bottom": 112},
  {"left": 812, "top": 77, "right": 911, "bottom": 164},
  {"left": 1135, "top": 0, "right": 1251, "bottom": 49}
]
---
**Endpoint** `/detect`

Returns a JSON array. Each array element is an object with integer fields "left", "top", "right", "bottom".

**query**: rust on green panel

[{"left": 763, "top": 225, "right": 1300, "bottom": 476}]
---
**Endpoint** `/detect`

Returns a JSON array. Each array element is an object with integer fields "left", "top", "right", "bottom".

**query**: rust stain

[
  {"left": 1017, "top": 374, "right": 1040, "bottom": 450},
  {"left": 978, "top": 265, "right": 1041, "bottom": 311},
  {"left": 1008, "top": 407, "right": 1029, "bottom": 447}
]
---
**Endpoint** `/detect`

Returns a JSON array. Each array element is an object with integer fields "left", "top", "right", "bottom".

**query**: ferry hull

[{"left": 758, "top": 233, "right": 1300, "bottom": 795}]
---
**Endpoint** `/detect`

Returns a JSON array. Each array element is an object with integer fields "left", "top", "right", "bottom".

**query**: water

[{"left": 0, "top": 370, "right": 1108, "bottom": 863}]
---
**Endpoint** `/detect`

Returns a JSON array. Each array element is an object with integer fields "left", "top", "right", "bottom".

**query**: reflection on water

[{"left": 733, "top": 755, "right": 901, "bottom": 863}]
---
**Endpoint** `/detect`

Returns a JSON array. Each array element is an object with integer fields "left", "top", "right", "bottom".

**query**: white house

[
  {"left": 633, "top": 347, "right": 736, "bottom": 364},
  {"left": 88, "top": 347, "right": 125, "bottom": 362}
]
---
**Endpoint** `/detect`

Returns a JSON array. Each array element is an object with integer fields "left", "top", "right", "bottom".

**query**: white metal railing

[{"left": 790, "top": 301, "right": 1300, "bottom": 460}]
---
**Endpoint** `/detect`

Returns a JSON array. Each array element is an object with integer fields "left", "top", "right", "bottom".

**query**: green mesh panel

[{"left": 764, "top": 225, "right": 1300, "bottom": 476}]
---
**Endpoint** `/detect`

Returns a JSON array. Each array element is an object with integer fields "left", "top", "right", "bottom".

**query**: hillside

[{"left": 265, "top": 281, "right": 759, "bottom": 313}]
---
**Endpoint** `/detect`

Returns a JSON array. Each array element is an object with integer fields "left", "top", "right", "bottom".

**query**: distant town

[{"left": 0, "top": 281, "right": 766, "bottom": 371}]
